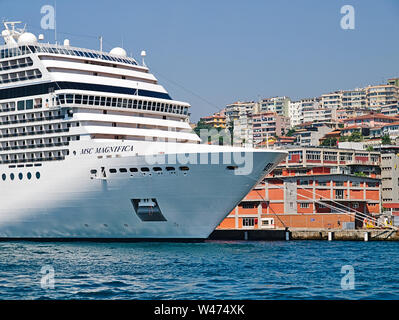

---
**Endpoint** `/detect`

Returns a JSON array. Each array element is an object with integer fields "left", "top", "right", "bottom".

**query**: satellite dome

[
  {"left": 17, "top": 32, "right": 38, "bottom": 45},
  {"left": 109, "top": 47, "right": 127, "bottom": 57},
  {"left": 1, "top": 30, "right": 10, "bottom": 37}
]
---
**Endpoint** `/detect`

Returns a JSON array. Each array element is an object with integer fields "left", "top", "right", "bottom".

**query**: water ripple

[{"left": 0, "top": 241, "right": 398, "bottom": 299}]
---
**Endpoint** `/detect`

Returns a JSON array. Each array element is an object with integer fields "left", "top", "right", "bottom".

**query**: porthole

[
  {"left": 1, "top": 174, "right": 5, "bottom": 181},
  {"left": 10, "top": 173, "right": 14, "bottom": 180},
  {"left": 27, "top": 172, "right": 32, "bottom": 180},
  {"left": 90, "top": 169, "right": 97, "bottom": 174},
  {"left": 35, "top": 172, "right": 40, "bottom": 179},
  {"left": 18, "top": 173, "right": 22, "bottom": 180}
]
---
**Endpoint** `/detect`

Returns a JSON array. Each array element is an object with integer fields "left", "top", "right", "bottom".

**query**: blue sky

[{"left": 1, "top": 0, "right": 398, "bottom": 120}]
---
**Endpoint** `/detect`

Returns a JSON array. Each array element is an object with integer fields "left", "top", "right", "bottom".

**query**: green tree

[
  {"left": 355, "top": 172, "right": 367, "bottom": 177},
  {"left": 193, "top": 119, "right": 212, "bottom": 137},
  {"left": 348, "top": 131, "right": 363, "bottom": 142},
  {"left": 382, "top": 134, "right": 392, "bottom": 145},
  {"left": 366, "top": 145, "right": 374, "bottom": 151},
  {"left": 339, "top": 135, "right": 348, "bottom": 142},
  {"left": 321, "top": 137, "right": 337, "bottom": 147},
  {"left": 286, "top": 128, "right": 296, "bottom": 137}
]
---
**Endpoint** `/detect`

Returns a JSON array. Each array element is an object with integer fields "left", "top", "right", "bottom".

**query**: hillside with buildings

[{"left": 194, "top": 77, "right": 399, "bottom": 231}]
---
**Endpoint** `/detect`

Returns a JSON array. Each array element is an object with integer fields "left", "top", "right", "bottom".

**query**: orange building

[{"left": 217, "top": 147, "right": 382, "bottom": 230}]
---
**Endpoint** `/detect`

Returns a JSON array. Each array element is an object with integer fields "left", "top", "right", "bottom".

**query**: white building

[
  {"left": 259, "top": 96, "right": 290, "bottom": 117},
  {"left": 288, "top": 100, "right": 302, "bottom": 127}
]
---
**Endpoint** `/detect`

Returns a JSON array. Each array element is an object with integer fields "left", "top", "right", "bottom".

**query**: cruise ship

[{"left": 0, "top": 22, "right": 286, "bottom": 240}]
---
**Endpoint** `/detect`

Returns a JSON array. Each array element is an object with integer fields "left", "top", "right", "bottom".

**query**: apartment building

[
  {"left": 367, "top": 85, "right": 399, "bottom": 110},
  {"left": 302, "top": 106, "right": 337, "bottom": 123},
  {"left": 225, "top": 101, "right": 256, "bottom": 125},
  {"left": 259, "top": 96, "right": 290, "bottom": 117},
  {"left": 388, "top": 78, "right": 399, "bottom": 87},
  {"left": 321, "top": 91, "right": 342, "bottom": 109},
  {"left": 233, "top": 109, "right": 253, "bottom": 147},
  {"left": 343, "top": 113, "right": 399, "bottom": 128},
  {"left": 252, "top": 112, "right": 290, "bottom": 146},
  {"left": 341, "top": 88, "right": 367, "bottom": 109},
  {"left": 200, "top": 114, "right": 227, "bottom": 129},
  {"left": 292, "top": 123, "right": 335, "bottom": 146},
  {"left": 380, "top": 145, "right": 399, "bottom": 216},
  {"left": 336, "top": 108, "right": 370, "bottom": 122},
  {"left": 288, "top": 100, "right": 302, "bottom": 127}
]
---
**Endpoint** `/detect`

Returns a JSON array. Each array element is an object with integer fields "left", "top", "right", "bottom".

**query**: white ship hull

[{"left": 0, "top": 141, "right": 286, "bottom": 239}]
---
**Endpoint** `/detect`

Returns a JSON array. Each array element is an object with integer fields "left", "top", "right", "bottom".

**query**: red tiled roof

[
  {"left": 343, "top": 113, "right": 399, "bottom": 122},
  {"left": 381, "top": 121, "right": 399, "bottom": 128},
  {"left": 324, "top": 130, "right": 341, "bottom": 136},
  {"left": 341, "top": 125, "right": 369, "bottom": 130}
]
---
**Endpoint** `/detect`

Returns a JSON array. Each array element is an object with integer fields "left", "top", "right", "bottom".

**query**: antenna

[
  {"left": 54, "top": 0, "right": 57, "bottom": 44},
  {"left": 99, "top": 36, "right": 103, "bottom": 53},
  {"left": 141, "top": 50, "right": 146, "bottom": 67}
]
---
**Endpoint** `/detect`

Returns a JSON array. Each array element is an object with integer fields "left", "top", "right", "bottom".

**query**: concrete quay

[{"left": 209, "top": 228, "right": 399, "bottom": 241}]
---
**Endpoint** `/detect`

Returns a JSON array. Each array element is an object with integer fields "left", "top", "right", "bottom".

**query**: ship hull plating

[{"left": 0, "top": 146, "right": 286, "bottom": 240}]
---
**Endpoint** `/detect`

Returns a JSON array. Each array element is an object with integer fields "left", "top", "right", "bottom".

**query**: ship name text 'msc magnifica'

[{"left": 0, "top": 22, "right": 286, "bottom": 239}]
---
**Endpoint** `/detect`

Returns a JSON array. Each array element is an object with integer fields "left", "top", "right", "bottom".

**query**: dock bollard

[
  {"left": 364, "top": 232, "right": 369, "bottom": 242},
  {"left": 285, "top": 228, "right": 290, "bottom": 241},
  {"left": 328, "top": 231, "right": 334, "bottom": 241}
]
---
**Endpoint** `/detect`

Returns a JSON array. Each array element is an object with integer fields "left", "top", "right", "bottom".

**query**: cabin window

[
  {"left": 140, "top": 167, "right": 150, "bottom": 172},
  {"left": 119, "top": 168, "right": 127, "bottom": 173},
  {"left": 25, "top": 99, "right": 33, "bottom": 109},
  {"left": 66, "top": 94, "right": 74, "bottom": 104},
  {"left": 109, "top": 168, "right": 117, "bottom": 173},
  {"left": 17, "top": 100, "right": 24, "bottom": 110}
]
